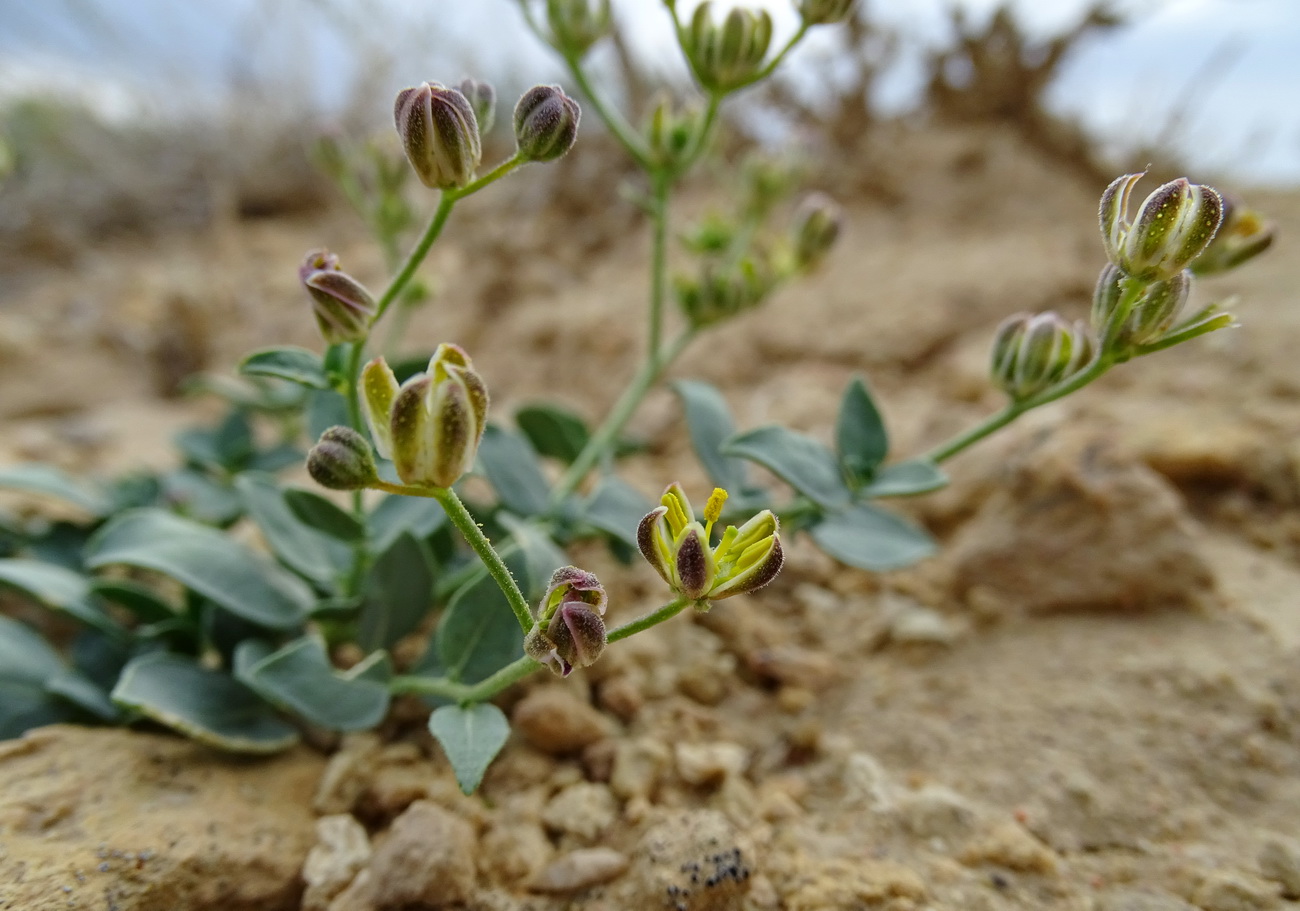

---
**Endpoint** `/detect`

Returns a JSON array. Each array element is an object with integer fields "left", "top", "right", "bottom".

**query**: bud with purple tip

[
  {"left": 544, "top": 0, "right": 612, "bottom": 58},
  {"left": 1099, "top": 173, "right": 1223, "bottom": 282},
  {"left": 299, "top": 249, "right": 377, "bottom": 345},
  {"left": 307, "top": 426, "right": 378, "bottom": 491},
  {"left": 513, "top": 85, "right": 581, "bottom": 162},
  {"left": 683, "top": 3, "right": 774, "bottom": 94},
  {"left": 394, "top": 82, "right": 482, "bottom": 190},
  {"left": 1190, "top": 193, "right": 1276, "bottom": 276},
  {"left": 524, "top": 566, "right": 608, "bottom": 676},
  {"left": 457, "top": 78, "right": 496, "bottom": 136},
  {"left": 790, "top": 192, "right": 842, "bottom": 271}
]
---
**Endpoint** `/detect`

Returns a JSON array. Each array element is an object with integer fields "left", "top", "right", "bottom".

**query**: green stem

[
  {"left": 390, "top": 655, "right": 541, "bottom": 703},
  {"left": 429, "top": 487, "right": 534, "bottom": 634},
  {"left": 550, "top": 329, "right": 695, "bottom": 504},
  {"left": 607, "top": 595, "right": 693, "bottom": 643},
  {"left": 648, "top": 171, "right": 670, "bottom": 357},
  {"left": 562, "top": 52, "right": 653, "bottom": 169}
]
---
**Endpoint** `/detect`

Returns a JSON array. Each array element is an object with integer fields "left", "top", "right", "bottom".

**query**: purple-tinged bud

[
  {"left": 538, "top": 565, "right": 608, "bottom": 620},
  {"left": 299, "top": 249, "right": 377, "bottom": 345},
  {"left": 307, "top": 426, "right": 378, "bottom": 491},
  {"left": 394, "top": 82, "right": 481, "bottom": 190},
  {"left": 358, "top": 345, "right": 489, "bottom": 488},
  {"left": 685, "top": 2, "right": 773, "bottom": 93},
  {"left": 797, "top": 0, "right": 857, "bottom": 25},
  {"left": 1099, "top": 172, "right": 1223, "bottom": 281},
  {"left": 990, "top": 312, "right": 1093, "bottom": 401},
  {"left": 513, "top": 85, "right": 581, "bottom": 162},
  {"left": 457, "top": 78, "right": 497, "bottom": 136},
  {"left": 544, "top": 0, "right": 612, "bottom": 58},
  {"left": 790, "top": 192, "right": 842, "bottom": 271},
  {"left": 1091, "top": 262, "right": 1192, "bottom": 349},
  {"left": 1190, "top": 193, "right": 1276, "bottom": 276},
  {"left": 525, "top": 600, "right": 607, "bottom": 677},
  {"left": 675, "top": 527, "right": 715, "bottom": 600}
]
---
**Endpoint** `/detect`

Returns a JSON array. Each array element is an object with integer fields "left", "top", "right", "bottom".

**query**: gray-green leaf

[
  {"left": 436, "top": 567, "right": 525, "bottom": 684},
  {"left": 810, "top": 503, "right": 936, "bottom": 572},
  {"left": 240, "top": 346, "right": 331, "bottom": 389},
  {"left": 235, "top": 636, "right": 390, "bottom": 731},
  {"left": 723, "top": 426, "right": 850, "bottom": 509},
  {"left": 859, "top": 459, "right": 948, "bottom": 499},
  {"left": 236, "top": 474, "right": 351, "bottom": 588},
  {"left": 673, "top": 380, "right": 749, "bottom": 491},
  {"left": 476, "top": 425, "right": 551, "bottom": 518},
  {"left": 516, "top": 403, "right": 591, "bottom": 465},
  {"left": 0, "top": 464, "right": 111, "bottom": 516},
  {"left": 358, "top": 532, "right": 434, "bottom": 650},
  {"left": 836, "top": 376, "right": 889, "bottom": 484},
  {"left": 581, "top": 476, "right": 653, "bottom": 548},
  {"left": 428, "top": 702, "right": 510, "bottom": 794},
  {"left": 0, "top": 558, "right": 123, "bottom": 637}
]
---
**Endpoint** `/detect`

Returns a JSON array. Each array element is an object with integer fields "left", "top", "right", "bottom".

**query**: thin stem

[
  {"left": 607, "top": 595, "right": 693, "bottom": 643},
  {"left": 562, "top": 52, "right": 653, "bottom": 169},
  {"left": 550, "top": 329, "right": 695, "bottom": 504},
  {"left": 430, "top": 487, "right": 534, "bottom": 634},
  {"left": 390, "top": 655, "right": 541, "bottom": 704},
  {"left": 648, "top": 171, "right": 670, "bottom": 357},
  {"left": 374, "top": 195, "right": 456, "bottom": 325}
]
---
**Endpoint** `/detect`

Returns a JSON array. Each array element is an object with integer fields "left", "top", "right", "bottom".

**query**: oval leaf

[
  {"left": 0, "top": 558, "right": 123, "bottom": 637},
  {"left": 0, "top": 464, "right": 111, "bottom": 516},
  {"left": 428, "top": 702, "right": 510, "bottom": 795},
  {"left": 837, "top": 376, "right": 889, "bottom": 483},
  {"left": 476, "top": 425, "right": 551, "bottom": 518},
  {"left": 235, "top": 637, "right": 390, "bottom": 731},
  {"left": 673, "top": 380, "right": 749, "bottom": 491},
  {"left": 240, "top": 346, "right": 331, "bottom": 389},
  {"left": 284, "top": 489, "right": 365, "bottom": 543},
  {"left": 0, "top": 616, "right": 88, "bottom": 738},
  {"left": 581, "top": 476, "right": 653, "bottom": 548},
  {"left": 369, "top": 493, "right": 447, "bottom": 555},
  {"left": 516, "top": 403, "right": 591, "bottom": 465},
  {"left": 810, "top": 503, "right": 936, "bottom": 572},
  {"left": 859, "top": 459, "right": 949, "bottom": 499},
  {"left": 723, "top": 426, "right": 850, "bottom": 509},
  {"left": 86, "top": 509, "right": 312, "bottom": 629},
  {"left": 112, "top": 653, "right": 299, "bottom": 753},
  {"left": 236, "top": 474, "right": 351, "bottom": 588},
  {"left": 437, "top": 566, "right": 525, "bottom": 684}
]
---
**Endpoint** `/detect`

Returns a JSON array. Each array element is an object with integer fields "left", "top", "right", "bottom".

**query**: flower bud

[
  {"left": 307, "top": 426, "right": 378, "bottom": 491},
  {"left": 790, "top": 192, "right": 842, "bottom": 271},
  {"left": 394, "top": 82, "right": 482, "bottom": 190},
  {"left": 525, "top": 566, "right": 608, "bottom": 676},
  {"left": 684, "top": 3, "right": 774, "bottom": 94},
  {"left": 674, "top": 258, "right": 773, "bottom": 329},
  {"left": 359, "top": 344, "right": 489, "bottom": 488},
  {"left": 797, "top": 0, "right": 857, "bottom": 25},
  {"left": 544, "top": 0, "right": 612, "bottom": 58},
  {"left": 299, "top": 249, "right": 377, "bottom": 345},
  {"left": 1099, "top": 173, "right": 1223, "bottom": 281},
  {"left": 513, "top": 85, "right": 581, "bottom": 162},
  {"left": 1190, "top": 193, "right": 1276, "bottom": 276},
  {"left": 990, "top": 312, "right": 1093, "bottom": 401},
  {"left": 1091, "top": 262, "right": 1192, "bottom": 349},
  {"left": 456, "top": 78, "right": 497, "bottom": 136},
  {"left": 637, "top": 484, "right": 783, "bottom": 603},
  {"left": 644, "top": 93, "right": 704, "bottom": 171}
]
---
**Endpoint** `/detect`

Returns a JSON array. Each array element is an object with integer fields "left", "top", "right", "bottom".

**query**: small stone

[
  {"left": 617, "top": 810, "right": 754, "bottom": 911},
  {"left": 779, "top": 856, "right": 928, "bottom": 911},
  {"left": 746, "top": 646, "right": 838, "bottom": 690},
  {"left": 478, "top": 821, "right": 553, "bottom": 885},
  {"left": 675, "top": 742, "right": 750, "bottom": 787},
  {"left": 314, "top": 733, "right": 383, "bottom": 815},
  {"left": 897, "top": 784, "right": 981, "bottom": 839},
  {"left": 541, "top": 782, "right": 619, "bottom": 841},
  {"left": 597, "top": 674, "right": 644, "bottom": 721},
  {"left": 1092, "top": 889, "right": 1198, "bottom": 911},
  {"left": 365, "top": 800, "right": 476, "bottom": 908},
  {"left": 328, "top": 868, "right": 377, "bottom": 911},
  {"left": 883, "top": 597, "right": 962, "bottom": 646},
  {"left": 959, "top": 822, "right": 1059, "bottom": 874},
  {"left": 1191, "top": 870, "right": 1282, "bottom": 911},
  {"left": 512, "top": 686, "right": 615, "bottom": 755},
  {"left": 1259, "top": 835, "right": 1300, "bottom": 898},
  {"left": 610, "top": 736, "right": 671, "bottom": 800},
  {"left": 302, "top": 815, "right": 371, "bottom": 911},
  {"left": 842, "top": 751, "right": 894, "bottom": 811},
  {"left": 526, "top": 847, "right": 630, "bottom": 894}
]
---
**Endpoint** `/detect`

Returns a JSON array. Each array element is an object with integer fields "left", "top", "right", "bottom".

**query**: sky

[{"left": 1, "top": 0, "right": 1298, "bottom": 185}]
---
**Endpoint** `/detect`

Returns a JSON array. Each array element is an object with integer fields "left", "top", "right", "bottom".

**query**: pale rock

[
  {"left": 512, "top": 686, "right": 615, "bottom": 754},
  {"left": 1091, "top": 888, "right": 1198, "bottom": 911},
  {"left": 897, "top": 784, "right": 982, "bottom": 839},
  {"left": 302, "top": 815, "right": 371, "bottom": 911},
  {"left": 526, "top": 847, "right": 631, "bottom": 894},
  {"left": 541, "top": 782, "right": 619, "bottom": 841},
  {"left": 314, "top": 733, "right": 383, "bottom": 814},
  {"left": 842, "top": 751, "right": 894, "bottom": 811},
  {"left": 365, "top": 800, "right": 477, "bottom": 908},
  {"left": 1191, "top": 870, "right": 1282, "bottom": 911},
  {"left": 608, "top": 810, "right": 755, "bottom": 911},
  {"left": 478, "top": 820, "right": 554, "bottom": 885},
  {"left": 958, "top": 821, "right": 1059, "bottom": 874},
  {"left": 610, "top": 736, "right": 671, "bottom": 800},
  {"left": 675, "top": 741, "right": 750, "bottom": 787},
  {"left": 1258, "top": 835, "right": 1300, "bottom": 898}
]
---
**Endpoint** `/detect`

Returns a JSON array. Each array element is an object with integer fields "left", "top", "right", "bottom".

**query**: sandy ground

[{"left": 2, "top": 122, "right": 1299, "bottom": 910}]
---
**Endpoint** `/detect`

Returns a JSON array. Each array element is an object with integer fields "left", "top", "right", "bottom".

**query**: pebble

[
  {"left": 842, "top": 751, "right": 894, "bottom": 811},
  {"left": 1092, "top": 889, "right": 1198, "bottom": 911},
  {"left": 302, "top": 815, "right": 371, "bottom": 911},
  {"left": 1191, "top": 870, "right": 1282, "bottom": 911},
  {"left": 478, "top": 821, "right": 554, "bottom": 885},
  {"left": 526, "top": 847, "right": 630, "bottom": 894},
  {"left": 897, "top": 784, "right": 981, "bottom": 839},
  {"left": 958, "top": 822, "right": 1059, "bottom": 875},
  {"left": 675, "top": 742, "right": 750, "bottom": 787},
  {"left": 1258, "top": 835, "right": 1300, "bottom": 898},
  {"left": 365, "top": 800, "right": 477, "bottom": 908},
  {"left": 541, "top": 782, "right": 619, "bottom": 841},
  {"left": 512, "top": 686, "right": 615, "bottom": 754},
  {"left": 610, "top": 736, "right": 671, "bottom": 800}
]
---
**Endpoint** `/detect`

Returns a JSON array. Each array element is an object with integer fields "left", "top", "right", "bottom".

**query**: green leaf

[
  {"left": 358, "top": 532, "right": 434, "bottom": 650},
  {"left": 0, "top": 558, "right": 123, "bottom": 637},
  {"left": 284, "top": 489, "right": 365, "bottom": 543},
  {"left": 0, "top": 613, "right": 66, "bottom": 686},
  {"left": 235, "top": 637, "right": 390, "bottom": 731},
  {"left": 809, "top": 503, "right": 936, "bottom": 572},
  {"left": 44, "top": 668, "right": 120, "bottom": 721},
  {"left": 307, "top": 390, "right": 351, "bottom": 441},
  {"left": 236, "top": 474, "right": 350, "bottom": 588},
  {"left": 428, "top": 703, "right": 510, "bottom": 794},
  {"left": 86, "top": 509, "right": 312, "bottom": 630},
  {"left": 89, "top": 578, "right": 179, "bottom": 624},
  {"left": 859, "top": 460, "right": 948, "bottom": 499},
  {"left": 673, "top": 380, "right": 749, "bottom": 491},
  {"left": 436, "top": 567, "right": 525, "bottom": 684},
  {"left": 240, "top": 346, "right": 331, "bottom": 389},
  {"left": 162, "top": 469, "right": 245, "bottom": 526},
  {"left": 369, "top": 494, "right": 447, "bottom": 555},
  {"left": 498, "top": 514, "right": 568, "bottom": 597},
  {"left": 0, "top": 616, "right": 85, "bottom": 738},
  {"left": 581, "top": 476, "right": 653, "bottom": 548},
  {"left": 0, "top": 463, "right": 111, "bottom": 516},
  {"left": 476, "top": 425, "right": 551, "bottom": 518},
  {"left": 112, "top": 652, "right": 299, "bottom": 753},
  {"left": 248, "top": 444, "right": 304, "bottom": 474},
  {"left": 515, "top": 403, "right": 591, "bottom": 465},
  {"left": 175, "top": 411, "right": 255, "bottom": 473},
  {"left": 723, "top": 426, "right": 851, "bottom": 509},
  {"left": 836, "top": 376, "right": 889, "bottom": 483}
]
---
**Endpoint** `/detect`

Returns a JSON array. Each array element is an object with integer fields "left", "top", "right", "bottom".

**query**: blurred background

[{"left": 1, "top": 0, "right": 1297, "bottom": 262}]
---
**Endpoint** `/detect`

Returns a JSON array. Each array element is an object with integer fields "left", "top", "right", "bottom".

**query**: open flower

[
  {"left": 360, "top": 344, "right": 488, "bottom": 488},
  {"left": 637, "top": 485, "right": 783, "bottom": 602}
]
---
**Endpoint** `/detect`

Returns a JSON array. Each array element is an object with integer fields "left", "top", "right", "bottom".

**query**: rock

[
  {"left": 842, "top": 751, "right": 894, "bottom": 811},
  {"left": 478, "top": 820, "right": 554, "bottom": 885},
  {"left": 942, "top": 433, "right": 1215, "bottom": 613},
  {"left": 777, "top": 857, "right": 928, "bottom": 911},
  {"left": 327, "top": 869, "right": 377, "bottom": 911},
  {"left": 540, "top": 782, "right": 619, "bottom": 841},
  {"left": 610, "top": 736, "right": 671, "bottom": 801},
  {"left": 0, "top": 725, "right": 324, "bottom": 911},
  {"left": 365, "top": 800, "right": 477, "bottom": 909},
  {"left": 314, "top": 733, "right": 383, "bottom": 815},
  {"left": 512, "top": 686, "right": 615, "bottom": 755},
  {"left": 958, "top": 821, "right": 1059, "bottom": 874},
  {"left": 1092, "top": 888, "right": 1198, "bottom": 911},
  {"left": 745, "top": 646, "right": 839, "bottom": 690},
  {"left": 302, "top": 815, "right": 371, "bottom": 911},
  {"left": 674, "top": 741, "right": 750, "bottom": 787},
  {"left": 1191, "top": 870, "right": 1282, "bottom": 911},
  {"left": 896, "top": 784, "right": 982, "bottom": 839},
  {"left": 526, "top": 847, "right": 630, "bottom": 894},
  {"left": 605, "top": 810, "right": 755, "bottom": 911},
  {"left": 1258, "top": 835, "right": 1300, "bottom": 898}
]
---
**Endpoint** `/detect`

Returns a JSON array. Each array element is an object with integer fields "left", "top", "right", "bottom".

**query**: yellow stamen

[{"left": 703, "top": 487, "right": 728, "bottom": 539}]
